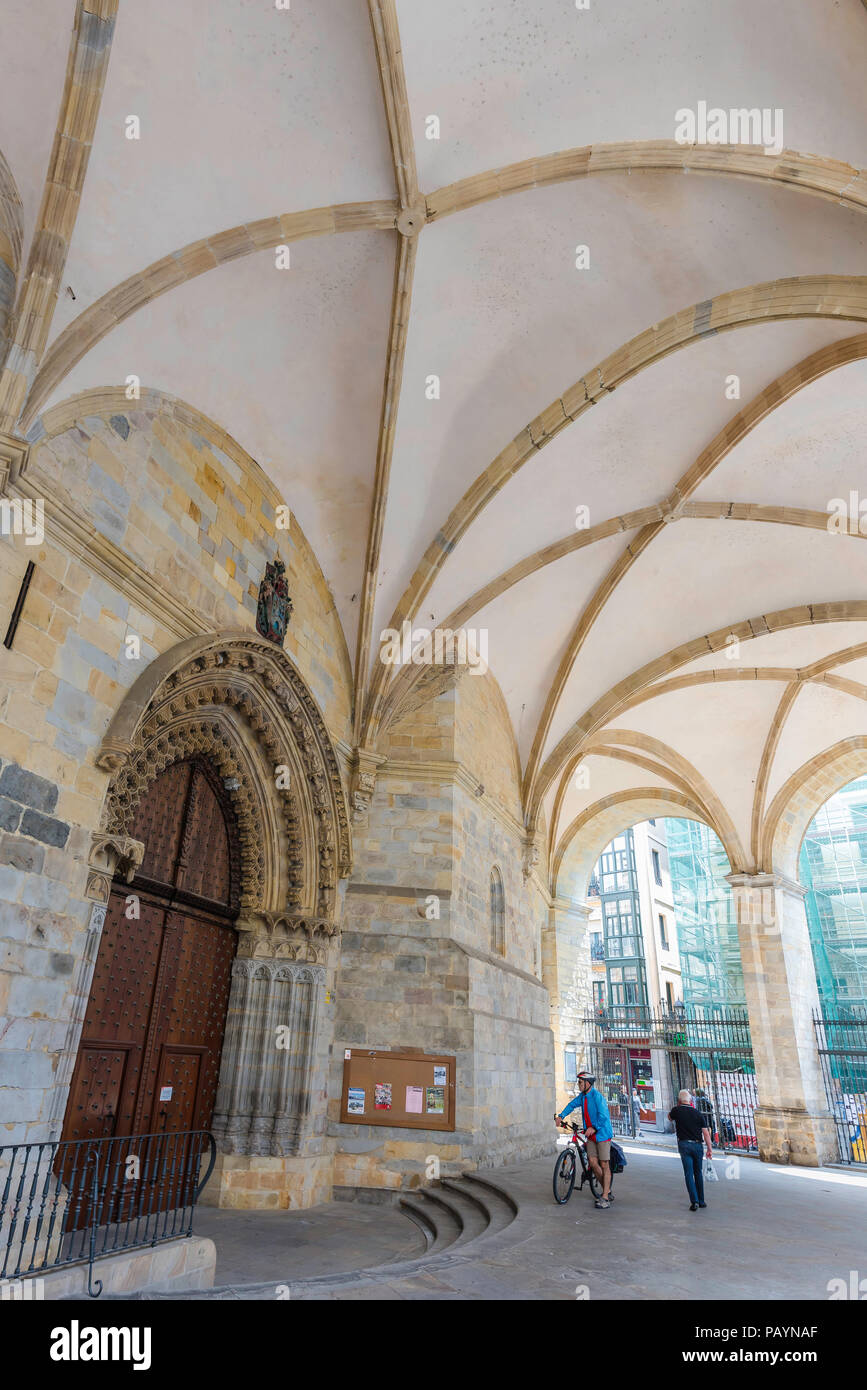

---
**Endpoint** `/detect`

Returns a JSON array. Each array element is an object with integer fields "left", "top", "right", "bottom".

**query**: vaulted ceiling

[{"left": 3, "top": 0, "right": 867, "bottom": 885}]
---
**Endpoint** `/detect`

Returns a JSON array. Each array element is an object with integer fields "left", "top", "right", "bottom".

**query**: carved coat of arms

[{"left": 256, "top": 557, "right": 292, "bottom": 645}]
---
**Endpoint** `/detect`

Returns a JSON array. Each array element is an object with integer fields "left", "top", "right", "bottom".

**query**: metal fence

[
  {"left": 584, "top": 1006, "right": 758, "bottom": 1152},
  {"left": 813, "top": 1008, "right": 867, "bottom": 1165},
  {"left": 0, "top": 1128, "right": 215, "bottom": 1296}
]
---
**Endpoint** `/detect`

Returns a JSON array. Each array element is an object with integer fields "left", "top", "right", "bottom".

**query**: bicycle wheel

[{"left": 553, "top": 1148, "right": 576, "bottom": 1204}]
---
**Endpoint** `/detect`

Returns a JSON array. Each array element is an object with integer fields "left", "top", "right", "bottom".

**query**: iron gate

[
  {"left": 584, "top": 1006, "right": 757, "bottom": 1153},
  {"left": 813, "top": 1008, "right": 867, "bottom": 1165}
]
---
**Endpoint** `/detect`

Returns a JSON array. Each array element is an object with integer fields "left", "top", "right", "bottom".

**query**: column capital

[{"left": 725, "top": 870, "right": 807, "bottom": 900}]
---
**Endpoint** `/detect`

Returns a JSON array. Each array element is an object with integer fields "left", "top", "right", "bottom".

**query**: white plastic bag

[{"left": 704, "top": 1157, "right": 719, "bottom": 1181}]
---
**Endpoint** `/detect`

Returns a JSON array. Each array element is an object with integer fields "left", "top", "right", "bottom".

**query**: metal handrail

[{"left": 0, "top": 1128, "right": 215, "bottom": 1295}]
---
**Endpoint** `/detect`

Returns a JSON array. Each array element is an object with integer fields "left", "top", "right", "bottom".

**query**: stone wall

[
  {"left": 0, "top": 399, "right": 353, "bottom": 1147},
  {"left": 331, "top": 672, "right": 553, "bottom": 1189}
]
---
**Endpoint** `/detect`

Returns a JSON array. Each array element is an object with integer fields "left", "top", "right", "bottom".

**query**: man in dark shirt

[{"left": 669, "top": 1088, "right": 713, "bottom": 1210}]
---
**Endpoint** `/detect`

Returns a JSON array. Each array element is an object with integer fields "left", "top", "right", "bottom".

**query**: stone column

[
  {"left": 211, "top": 958, "right": 326, "bottom": 1157},
  {"left": 542, "top": 898, "right": 593, "bottom": 1105},
  {"left": 726, "top": 871, "right": 836, "bottom": 1165}
]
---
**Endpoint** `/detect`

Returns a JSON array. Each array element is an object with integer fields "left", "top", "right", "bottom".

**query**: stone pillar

[
  {"left": 211, "top": 957, "right": 325, "bottom": 1157},
  {"left": 543, "top": 898, "right": 592, "bottom": 1106},
  {"left": 204, "top": 913, "right": 339, "bottom": 1209},
  {"left": 726, "top": 872, "right": 836, "bottom": 1166}
]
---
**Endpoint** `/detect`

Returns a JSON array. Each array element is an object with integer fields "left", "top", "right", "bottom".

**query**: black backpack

[{"left": 610, "top": 1141, "right": 627, "bottom": 1174}]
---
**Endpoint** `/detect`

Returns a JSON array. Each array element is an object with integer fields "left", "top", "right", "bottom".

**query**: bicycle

[{"left": 552, "top": 1120, "right": 614, "bottom": 1204}]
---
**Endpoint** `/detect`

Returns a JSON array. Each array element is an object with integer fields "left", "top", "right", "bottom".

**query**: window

[
  {"left": 489, "top": 866, "right": 505, "bottom": 956},
  {"left": 652, "top": 849, "right": 663, "bottom": 886},
  {"left": 564, "top": 1044, "right": 578, "bottom": 1084},
  {"left": 593, "top": 981, "right": 605, "bottom": 1010},
  {"left": 590, "top": 931, "right": 604, "bottom": 961},
  {"left": 658, "top": 913, "right": 668, "bottom": 950},
  {"left": 665, "top": 980, "right": 675, "bottom": 1009}
]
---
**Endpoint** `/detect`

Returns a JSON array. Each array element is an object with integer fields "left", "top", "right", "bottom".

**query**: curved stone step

[
  {"left": 459, "top": 1171, "right": 520, "bottom": 1226},
  {"left": 408, "top": 1186, "right": 467, "bottom": 1247},
  {"left": 418, "top": 1184, "right": 487, "bottom": 1246},
  {"left": 397, "top": 1195, "right": 438, "bottom": 1254},
  {"left": 447, "top": 1172, "right": 517, "bottom": 1236}
]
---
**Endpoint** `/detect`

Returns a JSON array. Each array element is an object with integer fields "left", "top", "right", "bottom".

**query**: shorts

[{"left": 585, "top": 1138, "right": 611, "bottom": 1163}]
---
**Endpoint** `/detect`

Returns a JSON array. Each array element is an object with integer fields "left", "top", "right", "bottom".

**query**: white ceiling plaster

[
  {"left": 372, "top": 175, "right": 867, "bottom": 646},
  {"left": 546, "top": 520, "right": 867, "bottom": 759},
  {"left": 764, "top": 681, "right": 867, "bottom": 811},
  {"left": 692, "top": 359, "right": 867, "bottom": 513},
  {"left": 46, "top": 231, "right": 396, "bottom": 660},
  {"left": 421, "top": 320, "right": 859, "bottom": 629},
  {"left": 835, "top": 657, "right": 867, "bottom": 685},
  {"left": 555, "top": 753, "right": 680, "bottom": 848},
  {"left": 398, "top": 0, "right": 867, "bottom": 189},
  {"left": 600, "top": 679, "right": 788, "bottom": 856},
  {"left": 50, "top": 0, "right": 394, "bottom": 342},
  {"left": 465, "top": 531, "right": 637, "bottom": 765}
]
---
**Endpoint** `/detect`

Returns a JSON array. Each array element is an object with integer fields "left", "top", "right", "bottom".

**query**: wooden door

[{"left": 59, "top": 759, "right": 239, "bottom": 1225}]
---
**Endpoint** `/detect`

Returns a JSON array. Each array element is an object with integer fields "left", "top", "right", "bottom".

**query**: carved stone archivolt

[{"left": 95, "top": 633, "right": 352, "bottom": 919}]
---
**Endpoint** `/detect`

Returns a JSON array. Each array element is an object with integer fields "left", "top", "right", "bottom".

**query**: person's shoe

[
  {"left": 698, "top": 1202, "right": 707, "bottom": 1209},
  {"left": 689, "top": 1202, "right": 698, "bottom": 1211},
  {"left": 595, "top": 1198, "right": 611, "bottom": 1209}
]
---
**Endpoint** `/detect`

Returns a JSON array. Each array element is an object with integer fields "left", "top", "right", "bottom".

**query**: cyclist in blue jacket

[{"left": 556, "top": 1071, "right": 614, "bottom": 1209}]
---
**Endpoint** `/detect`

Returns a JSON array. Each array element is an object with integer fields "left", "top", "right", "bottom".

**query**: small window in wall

[
  {"left": 490, "top": 866, "right": 505, "bottom": 956},
  {"left": 665, "top": 980, "right": 675, "bottom": 1009},
  {"left": 564, "top": 1043, "right": 578, "bottom": 1085},
  {"left": 658, "top": 913, "right": 668, "bottom": 950},
  {"left": 652, "top": 848, "right": 663, "bottom": 886}
]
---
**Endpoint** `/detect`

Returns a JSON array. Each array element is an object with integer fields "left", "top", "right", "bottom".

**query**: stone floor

[
  {"left": 143, "top": 1143, "right": 867, "bottom": 1301},
  {"left": 194, "top": 1197, "right": 426, "bottom": 1285}
]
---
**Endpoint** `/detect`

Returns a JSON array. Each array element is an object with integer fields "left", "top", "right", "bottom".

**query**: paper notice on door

[
  {"left": 159, "top": 1086, "right": 173, "bottom": 1102},
  {"left": 405, "top": 1085, "right": 424, "bottom": 1114},
  {"left": 347, "top": 1087, "right": 365, "bottom": 1115},
  {"left": 433, "top": 1065, "right": 447, "bottom": 1085}
]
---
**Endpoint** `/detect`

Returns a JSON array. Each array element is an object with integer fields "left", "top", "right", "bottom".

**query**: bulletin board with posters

[{"left": 340, "top": 1048, "right": 456, "bottom": 1131}]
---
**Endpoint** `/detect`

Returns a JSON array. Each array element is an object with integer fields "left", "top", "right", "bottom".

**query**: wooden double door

[{"left": 62, "top": 759, "right": 239, "bottom": 1155}]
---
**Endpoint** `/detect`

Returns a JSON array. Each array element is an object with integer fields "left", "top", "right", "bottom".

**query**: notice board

[{"left": 340, "top": 1048, "right": 456, "bottom": 1131}]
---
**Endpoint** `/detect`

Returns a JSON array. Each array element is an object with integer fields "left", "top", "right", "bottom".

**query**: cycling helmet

[{"left": 577, "top": 1070, "right": 595, "bottom": 1084}]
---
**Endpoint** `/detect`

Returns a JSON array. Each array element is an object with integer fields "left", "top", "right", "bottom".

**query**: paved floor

[
  {"left": 194, "top": 1198, "right": 425, "bottom": 1285},
  {"left": 165, "top": 1144, "right": 867, "bottom": 1300}
]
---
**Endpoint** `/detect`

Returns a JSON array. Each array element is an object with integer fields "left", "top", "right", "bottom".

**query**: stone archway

[{"left": 85, "top": 632, "right": 352, "bottom": 1205}]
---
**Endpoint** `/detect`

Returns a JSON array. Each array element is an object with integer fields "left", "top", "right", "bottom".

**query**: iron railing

[
  {"left": 584, "top": 1006, "right": 757, "bottom": 1151},
  {"left": 813, "top": 1007, "right": 867, "bottom": 1165},
  {"left": 586, "top": 1004, "right": 753, "bottom": 1053},
  {"left": 0, "top": 1128, "right": 216, "bottom": 1296}
]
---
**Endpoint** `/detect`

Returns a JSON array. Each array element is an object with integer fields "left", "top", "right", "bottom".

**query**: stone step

[
  {"left": 419, "top": 1183, "right": 487, "bottom": 1246},
  {"left": 452, "top": 1171, "right": 518, "bottom": 1235},
  {"left": 406, "top": 1186, "right": 467, "bottom": 1248},
  {"left": 396, "top": 1194, "right": 438, "bottom": 1253}
]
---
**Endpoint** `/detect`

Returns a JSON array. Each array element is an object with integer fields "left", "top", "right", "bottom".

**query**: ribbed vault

[{"left": 3, "top": 0, "right": 866, "bottom": 891}]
